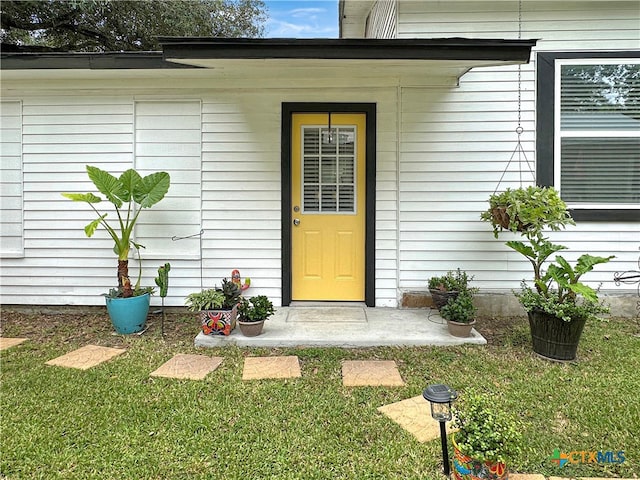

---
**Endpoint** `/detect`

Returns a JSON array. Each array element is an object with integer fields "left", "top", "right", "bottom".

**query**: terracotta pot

[
  {"left": 447, "top": 319, "right": 476, "bottom": 338},
  {"left": 238, "top": 320, "right": 265, "bottom": 337},
  {"left": 452, "top": 435, "right": 508, "bottom": 480}
]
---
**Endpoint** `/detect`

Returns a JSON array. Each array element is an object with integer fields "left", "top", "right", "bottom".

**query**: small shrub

[
  {"left": 440, "top": 291, "right": 476, "bottom": 323},
  {"left": 428, "top": 268, "right": 476, "bottom": 293},
  {"left": 452, "top": 391, "right": 522, "bottom": 464}
]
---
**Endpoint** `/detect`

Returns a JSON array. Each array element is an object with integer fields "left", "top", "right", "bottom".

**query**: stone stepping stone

[
  {"left": 45, "top": 344, "right": 126, "bottom": 370},
  {"left": 377, "top": 395, "right": 455, "bottom": 443},
  {"left": 150, "top": 354, "right": 223, "bottom": 380},
  {"left": 242, "top": 355, "right": 301, "bottom": 380},
  {"left": 0, "top": 337, "right": 28, "bottom": 350},
  {"left": 342, "top": 360, "right": 405, "bottom": 387}
]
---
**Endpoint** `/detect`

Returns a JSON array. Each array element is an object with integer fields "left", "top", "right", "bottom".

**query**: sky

[{"left": 263, "top": 0, "right": 339, "bottom": 38}]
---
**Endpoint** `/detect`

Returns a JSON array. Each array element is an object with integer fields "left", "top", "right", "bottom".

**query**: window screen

[{"left": 558, "top": 62, "right": 640, "bottom": 205}]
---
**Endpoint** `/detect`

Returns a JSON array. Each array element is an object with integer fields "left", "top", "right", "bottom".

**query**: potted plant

[
  {"left": 440, "top": 291, "right": 477, "bottom": 337},
  {"left": 236, "top": 295, "right": 275, "bottom": 337},
  {"left": 480, "top": 186, "right": 575, "bottom": 238},
  {"left": 428, "top": 268, "right": 476, "bottom": 310},
  {"left": 186, "top": 278, "right": 242, "bottom": 336},
  {"left": 509, "top": 235, "right": 613, "bottom": 360},
  {"left": 481, "top": 185, "right": 613, "bottom": 360},
  {"left": 451, "top": 391, "right": 521, "bottom": 480},
  {"left": 62, "top": 165, "right": 170, "bottom": 334}
]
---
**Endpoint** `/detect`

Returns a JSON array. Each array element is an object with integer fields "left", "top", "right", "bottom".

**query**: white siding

[
  {"left": 1, "top": 96, "right": 135, "bottom": 304},
  {"left": 398, "top": 1, "right": 640, "bottom": 50},
  {"left": 0, "top": 101, "right": 23, "bottom": 257},
  {"left": 1, "top": 0, "right": 637, "bottom": 308},
  {"left": 134, "top": 100, "right": 202, "bottom": 260},
  {"left": 395, "top": 0, "right": 640, "bottom": 294},
  {"left": 0, "top": 83, "right": 399, "bottom": 307},
  {"left": 365, "top": 0, "right": 397, "bottom": 39}
]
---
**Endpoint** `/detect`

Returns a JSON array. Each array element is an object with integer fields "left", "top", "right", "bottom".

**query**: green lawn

[{"left": 1, "top": 312, "right": 638, "bottom": 479}]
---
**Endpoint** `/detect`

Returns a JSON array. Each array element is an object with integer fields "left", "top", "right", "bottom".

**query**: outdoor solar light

[{"left": 423, "top": 384, "right": 458, "bottom": 477}]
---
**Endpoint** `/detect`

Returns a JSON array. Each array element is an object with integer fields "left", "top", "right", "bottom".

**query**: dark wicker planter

[
  {"left": 527, "top": 309, "right": 587, "bottom": 361},
  {"left": 429, "top": 289, "right": 459, "bottom": 310}
]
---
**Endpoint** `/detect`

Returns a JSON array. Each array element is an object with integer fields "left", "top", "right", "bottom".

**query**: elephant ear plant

[
  {"left": 481, "top": 185, "right": 614, "bottom": 360},
  {"left": 63, "top": 165, "right": 170, "bottom": 298}
]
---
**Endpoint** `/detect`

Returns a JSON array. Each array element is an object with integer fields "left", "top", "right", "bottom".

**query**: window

[
  {"left": 537, "top": 52, "right": 640, "bottom": 221},
  {"left": 302, "top": 126, "right": 357, "bottom": 214}
]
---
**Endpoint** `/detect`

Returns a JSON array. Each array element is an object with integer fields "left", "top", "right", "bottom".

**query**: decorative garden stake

[
  {"left": 423, "top": 384, "right": 458, "bottom": 477},
  {"left": 154, "top": 263, "right": 170, "bottom": 336}
]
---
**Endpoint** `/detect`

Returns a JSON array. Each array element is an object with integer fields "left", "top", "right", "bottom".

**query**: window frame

[{"left": 536, "top": 51, "right": 640, "bottom": 221}]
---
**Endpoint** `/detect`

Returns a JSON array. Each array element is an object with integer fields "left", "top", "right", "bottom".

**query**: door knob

[{"left": 293, "top": 218, "right": 300, "bottom": 226}]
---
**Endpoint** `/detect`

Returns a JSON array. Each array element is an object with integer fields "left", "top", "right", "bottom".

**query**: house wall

[
  {"left": 389, "top": 1, "right": 639, "bottom": 297},
  {"left": 1, "top": 1, "right": 638, "bottom": 310},
  {"left": 0, "top": 82, "right": 400, "bottom": 307},
  {"left": 365, "top": 0, "right": 397, "bottom": 39}
]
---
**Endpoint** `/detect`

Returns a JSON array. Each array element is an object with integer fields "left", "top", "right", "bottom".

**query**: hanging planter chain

[{"left": 493, "top": 0, "right": 535, "bottom": 195}]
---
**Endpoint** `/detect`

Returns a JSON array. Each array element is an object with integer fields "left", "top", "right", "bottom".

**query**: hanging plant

[{"left": 480, "top": 186, "right": 575, "bottom": 239}]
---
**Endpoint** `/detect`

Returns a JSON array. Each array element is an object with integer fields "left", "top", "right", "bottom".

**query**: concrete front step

[{"left": 195, "top": 307, "right": 486, "bottom": 348}]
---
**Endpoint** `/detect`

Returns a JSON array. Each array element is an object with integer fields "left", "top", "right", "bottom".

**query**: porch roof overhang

[
  {"left": 159, "top": 37, "right": 536, "bottom": 81},
  {"left": 1, "top": 37, "right": 536, "bottom": 85}
]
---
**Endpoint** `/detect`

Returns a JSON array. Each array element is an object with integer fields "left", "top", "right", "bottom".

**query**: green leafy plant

[
  {"left": 219, "top": 278, "right": 242, "bottom": 309},
  {"left": 237, "top": 295, "right": 275, "bottom": 323},
  {"left": 480, "top": 186, "right": 575, "bottom": 238},
  {"left": 481, "top": 186, "right": 613, "bottom": 323},
  {"left": 428, "top": 268, "right": 476, "bottom": 293},
  {"left": 506, "top": 234, "right": 614, "bottom": 321},
  {"left": 452, "top": 391, "right": 522, "bottom": 464},
  {"left": 62, "top": 165, "right": 170, "bottom": 297},
  {"left": 185, "top": 289, "right": 224, "bottom": 312},
  {"left": 185, "top": 278, "right": 242, "bottom": 312},
  {"left": 440, "top": 291, "right": 476, "bottom": 323}
]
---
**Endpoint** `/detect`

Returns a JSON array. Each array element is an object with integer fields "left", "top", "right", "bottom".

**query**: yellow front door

[{"left": 291, "top": 113, "right": 366, "bottom": 301}]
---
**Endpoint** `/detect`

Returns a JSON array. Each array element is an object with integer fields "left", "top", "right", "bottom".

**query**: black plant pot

[{"left": 527, "top": 309, "right": 587, "bottom": 361}]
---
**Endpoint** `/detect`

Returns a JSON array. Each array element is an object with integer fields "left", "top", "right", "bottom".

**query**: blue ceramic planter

[{"left": 105, "top": 293, "right": 150, "bottom": 334}]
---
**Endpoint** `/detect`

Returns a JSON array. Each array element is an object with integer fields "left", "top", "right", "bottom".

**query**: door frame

[{"left": 281, "top": 102, "right": 376, "bottom": 307}]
